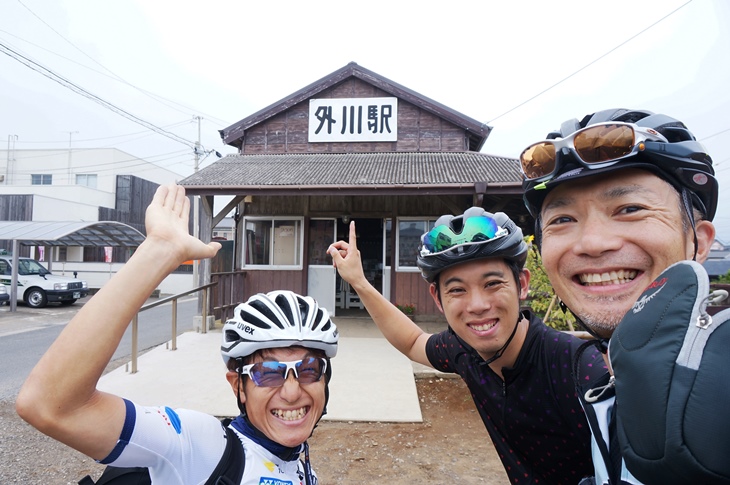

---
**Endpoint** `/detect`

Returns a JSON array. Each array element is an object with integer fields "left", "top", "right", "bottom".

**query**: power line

[
  {"left": 700, "top": 126, "right": 730, "bottom": 142},
  {"left": 2, "top": 147, "right": 190, "bottom": 166},
  {"left": 13, "top": 0, "right": 232, "bottom": 126},
  {"left": 11, "top": 120, "right": 193, "bottom": 144},
  {"left": 0, "top": 40, "right": 197, "bottom": 149},
  {"left": 10, "top": 151, "right": 193, "bottom": 176},
  {"left": 486, "top": 0, "right": 694, "bottom": 124}
]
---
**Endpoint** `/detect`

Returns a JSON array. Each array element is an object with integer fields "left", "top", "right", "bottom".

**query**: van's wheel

[{"left": 25, "top": 288, "right": 48, "bottom": 308}]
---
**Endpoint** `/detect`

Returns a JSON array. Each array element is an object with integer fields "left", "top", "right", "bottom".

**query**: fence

[
  {"left": 129, "top": 282, "right": 216, "bottom": 373},
  {"left": 211, "top": 270, "right": 247, "bottom": 322}
]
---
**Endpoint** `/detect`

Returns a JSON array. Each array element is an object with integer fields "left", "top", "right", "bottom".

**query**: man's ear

[
  {"left": 693, "top": 219, "right": 716, "bottom": 263},
  {"left": 428, "top": 283, "right": 444, "bottom": 314},
  {"left": 519, "top": 269, "right": 531, "bottom": 300},
  {"left": 226, "top": 371, "right": 246, "bottom": 404}
]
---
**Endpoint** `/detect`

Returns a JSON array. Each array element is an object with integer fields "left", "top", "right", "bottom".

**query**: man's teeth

[
  {"left": 272, "top": 407, "right": 308, "bottom": 421},
  {"left": 471, "top": 322, "right": 496, "bottom": 331},
  {"left": 579, "top": 270, "right": 637, "bottom": 286}
]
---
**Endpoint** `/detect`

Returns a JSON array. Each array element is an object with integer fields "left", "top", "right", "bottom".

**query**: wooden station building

[{"left": 180, "top": 62, "right": 530, "bottom": 318}]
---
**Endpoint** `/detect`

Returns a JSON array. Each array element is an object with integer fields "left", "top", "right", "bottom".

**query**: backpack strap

[
  {"left": 203, "top": 420, "right": 245, "bottom": 485},
  {"left": 78, "top": 467, "right": 151, "bottom": 485}
]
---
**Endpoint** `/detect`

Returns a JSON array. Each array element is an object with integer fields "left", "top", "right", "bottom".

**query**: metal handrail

[{"left": 129, "top": 282, "right": 217, "bottom": 374}]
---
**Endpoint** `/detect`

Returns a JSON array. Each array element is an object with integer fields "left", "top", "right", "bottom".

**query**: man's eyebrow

[
  {"left": 543, "top": 183, "right": 647, "bottom": 213},
  {"left": 542, "top": 195, "right": 574, "bottom": 213},
  {"left": 442, "top": 275, "right": 464, "bottom": 287},
  {"left": 442, "top": 270, "right": 505, "bottom": 287}
]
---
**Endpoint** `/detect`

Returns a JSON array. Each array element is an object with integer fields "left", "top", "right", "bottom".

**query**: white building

[
  {"left": 1, "top": 147, "right": 182, "bottom": 215},
  {"left": 0, "top": 147, "right": 192, "bottom": 293}
]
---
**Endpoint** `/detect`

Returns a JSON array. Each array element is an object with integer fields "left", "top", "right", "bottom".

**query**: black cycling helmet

[
  {"left": 521, "top": 109, "right": 718, "bottom": 222},
  {"left": 416, "top": 207, "right": 528, "bottom": 283}
]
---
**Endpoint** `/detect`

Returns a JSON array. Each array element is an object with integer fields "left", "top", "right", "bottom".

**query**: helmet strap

[
  {"left": 481, "top": 312, "right": 522, "bottom": 366},
  {"left": 533, "top": 213, "right": 543, "bottom": 252},
  {"left": 680, "top": 187, "right": 699, "bottom": 261},
  {"left": 558, "top": 299, "right": 609, "bottom": 353},
  {"left": 235, "top": 358, "right": 247, "bottom": 417}
]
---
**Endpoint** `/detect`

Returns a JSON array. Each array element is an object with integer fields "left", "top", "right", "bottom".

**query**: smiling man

[
  {"left": 16, "top": 184, "right": 338, "bottom": 485},
  {"left": 329, "top": 208, "right": 605, "bottom": 485},
  {"left": 521, "top": 108, "right": 718, "bottom": 484}
]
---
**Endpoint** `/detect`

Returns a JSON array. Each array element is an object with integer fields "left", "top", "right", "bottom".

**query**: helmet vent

[
  {"left": 311, "top": 308, "right": 324, "bottom": 330},
  {"left": 243, "top": 302, "right": 277, "bottom": 329},
  {"left": 225, "top": 329, "right": 242, "bottom": 342},
  {"left": 274, "top": 293, "right": 295, "bottom": 327},
  {"left": 297, "top": 296, "right": 311, "bottom": 325}
]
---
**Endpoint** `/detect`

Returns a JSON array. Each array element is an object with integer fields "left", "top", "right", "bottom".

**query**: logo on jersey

[
  {"left": 258, "top": 478, "right": 293, "bottom": 485},
  {"left": 156, "top": 407, "right": 182, "bottom": 434}
]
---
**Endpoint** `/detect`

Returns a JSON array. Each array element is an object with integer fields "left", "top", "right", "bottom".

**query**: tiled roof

[
  {"left": 703, "top": 259, "right": 730, "bottom": 278},
  {"left": 180, "top": 152, "right": 521, "bottom": 195}
]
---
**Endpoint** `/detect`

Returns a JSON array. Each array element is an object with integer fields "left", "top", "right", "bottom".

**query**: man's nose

[
  {"left": 573, "top": 216, "right": 622, "bottom": 256},
  {"left": 466, "top": 289, "right": 492, "bottom": 313},
  {"left": 279, "top": 370, "right": 302, "bottom": 401}
]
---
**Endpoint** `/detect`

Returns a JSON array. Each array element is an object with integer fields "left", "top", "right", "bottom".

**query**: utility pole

[
  {"left": 6, "top": 134, "right": 17, "bottom": 184},
  {"left": 65, "top": 131, "right": 78, "bottom": 185},
  {"left": 193, "top": 115, "right": 202, "bottom": 173},
  {"left": 192, "top": 116, "right": 202, "bottom": 292}
]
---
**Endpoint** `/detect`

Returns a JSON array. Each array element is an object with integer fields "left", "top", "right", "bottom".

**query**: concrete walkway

[{"left": 97, "top": 317, "right": 451, "bottom": 422}]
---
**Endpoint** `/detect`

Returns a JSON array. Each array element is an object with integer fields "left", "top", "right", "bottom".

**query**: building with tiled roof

[{"left": 181, "top": 62, "right": 529, "bottom": 319}]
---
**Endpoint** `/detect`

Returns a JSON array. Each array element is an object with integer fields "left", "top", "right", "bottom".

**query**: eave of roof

[
  {"left": 180, "top": 151, "right": 523, "bottom": 197},
  {"left": 219, "top": 62, "right": 492, "bottom": 151}
]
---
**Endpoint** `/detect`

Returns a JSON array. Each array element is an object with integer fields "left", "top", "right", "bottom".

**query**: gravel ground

[
  {"left": 0, "top": 378, "right": 506, "bottom": 484},
  {"left": 0, "top": 398, "right": 105, "bottom": 484}
]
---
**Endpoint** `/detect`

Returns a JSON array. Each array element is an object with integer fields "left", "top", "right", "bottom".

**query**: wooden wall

[
  {"left": 393, "top": 271, "right": 439, "bottom": 316},
  {"left": 242, "top": 78, "right": 468, "bottom": 155},
  {"left": 245, "top": 194, "right": 475, "bottom": 218},
  {"left": 0, "top": 194, "right": 32, "bottom": 253},
  {"left": 0, "top": 194, "right": 32, "bottom": 221},
  {"left": 98, "top": 175, "right": 162, "bottom": 233},
  {"left": 243, "top": 270, "right": 304, "bottom": 297}
]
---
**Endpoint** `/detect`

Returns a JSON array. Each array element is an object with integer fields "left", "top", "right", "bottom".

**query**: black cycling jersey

[{"left": 426, "top": 310, "right": 605, "bottom": 485}]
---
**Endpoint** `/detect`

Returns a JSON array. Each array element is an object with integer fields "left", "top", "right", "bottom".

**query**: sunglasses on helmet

[
  {"left": 238, "top": 357, "right": 327, "bottom": 388},
  {"left": 420, "top": 214, "right": 507, "bottom": 257},
  {"left": 520, "top": 122, "right": 669, "bottom": 182}
]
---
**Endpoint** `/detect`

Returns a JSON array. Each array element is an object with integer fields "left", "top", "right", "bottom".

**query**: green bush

[
  {"left": 523, "top": 236, "right": 576, "bottom": 331},
  {"left": 712, "top": 269, "right": 730, "bottom": 284},
  {"left": 396, "top": 303, "right": 415, "bottom": 315}
]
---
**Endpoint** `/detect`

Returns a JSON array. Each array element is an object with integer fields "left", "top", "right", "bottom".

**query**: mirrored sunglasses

[
  {"left": 420, "top": 214, "right": 507, "bottom": 256},
  {"left": 520, "top": 122, "right": 668, "bottom": 182},
  {"left": 238, "top": 357, "right": 327, "bottom": 388}
]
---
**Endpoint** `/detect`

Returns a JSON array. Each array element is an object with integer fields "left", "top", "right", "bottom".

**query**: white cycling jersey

[{"left": 101, "top": 400, "right": 315, "bottom": 485}]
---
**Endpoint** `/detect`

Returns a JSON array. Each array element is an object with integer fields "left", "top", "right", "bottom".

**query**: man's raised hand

[
  {"left": 328, "top": 221, "right": 367, "bottom": 286},
  {"left": 145, "top": 184, "right": 221, "bottom": 264}
]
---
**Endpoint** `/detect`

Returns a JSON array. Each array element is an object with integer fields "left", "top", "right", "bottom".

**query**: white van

[{"left": 0, "top": 255, "right": 89, "bottom": 308}]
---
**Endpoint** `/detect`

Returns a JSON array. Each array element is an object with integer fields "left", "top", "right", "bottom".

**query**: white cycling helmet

[{"left": 221, "top": 290, "right": 338, "bottom": 364}]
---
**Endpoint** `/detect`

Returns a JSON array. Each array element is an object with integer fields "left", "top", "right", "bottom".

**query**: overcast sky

[{"left": 1, "top": 0, "right": 729, "bottom": 241}]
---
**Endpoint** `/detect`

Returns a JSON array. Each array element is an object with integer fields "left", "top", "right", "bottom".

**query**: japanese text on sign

[{"left": 308, "top": 97, "right": 398, "bottom": 142}]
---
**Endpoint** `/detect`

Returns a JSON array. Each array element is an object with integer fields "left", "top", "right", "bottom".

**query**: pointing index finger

[{"left": 348, "top": 221, "right": 357, "bottom": 250}]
